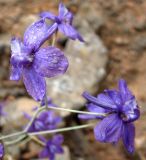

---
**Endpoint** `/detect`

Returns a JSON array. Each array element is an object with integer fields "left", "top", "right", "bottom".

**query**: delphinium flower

[
  {"left": 40, "top": 3, "right": 84, "bottom": 42},
  {"left": 79, "top": 79, "right": 140, "bottom": 153},
  {"left": 0, "top": 143, "right": 4, "bottom": 159},
  {"left": 24, "top": 110, "right": 62, "bottom": 132},
  {"left": 39, "top": 134, "right": 64, "bottom": 160},
  {"left": 10, "top": 19, "right": 68, "bottom": 101}
]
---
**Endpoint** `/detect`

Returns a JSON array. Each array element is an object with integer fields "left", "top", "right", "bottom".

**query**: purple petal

[
  {"left": 105, "top": 90, "right": 122, "bottom": 106},
  {"left": 122, "top": 98, "right": 140, "bottom": 122},
  {"left": 122, "top": 123, "right": 135, "bottom": 153},
  {"left": 52, "top": 134, "right": 64, "bottom": 145},
  {"left": 24, "top": 19, "right": 57, "bottom": 51},
  {"left": 33, "top": 46, "right": 68, "bottom": 78},
  {"left": 58, "top": 3, "right": 68, "bottom": 18},
  {"left": 55, "top": 146, "right": 64, "bottom": 154},
  {"left": 10, "top": 66, "right": 21, "bottom": 81},
  {"left": 83, "top": 91, "right": 117, "bottom": 110},
  {"left": 78, "top": 114, "right": 97, "bottom": 120},
  {"left": 39, "top": 148, "right": 50, "bottom": 158},
  {"left": 11, "top": 37, "right": 32, "bottom": 56},
  {"left": 0, "top": 143, "right": 4, "bottom": 159},
  {"left": 118, "top": 79, "right": 133, "bottom": 102},
  {"left": 58, "top": 24, "right": 84, "bottom": 42},
  {"left": 40, "top": 12, "right": 57, "bottom": 21},
  {"left": 94, "top": 114, "right": 123, "bottom": 143},
  {"left": 23, "top": 67, "right": 46, "bottom": 101}
]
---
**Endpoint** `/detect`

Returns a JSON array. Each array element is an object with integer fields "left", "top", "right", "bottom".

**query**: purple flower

[
  {"left": 39, "top": 134, "right": 64, "bottom": 160},
  {"left": 10, "top": 22, "right": 68, "bottom": 101},
  {"left": 0, "top": 143, "right": 4, "bottom": 159},
  {"left": 80, "top": 79, "right": 140, "bottom": 153},
  {"left": 0, "top": 102, "right": 6, "bottom": 116},
  {"left": 25, "top": 110, "right": 62, "bottom": 132},
  {"left": 40, "top": 3, "right": 84, "bottom": 42}
]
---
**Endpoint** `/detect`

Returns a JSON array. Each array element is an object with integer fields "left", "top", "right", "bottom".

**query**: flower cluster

[
  {"left": 39, "top": 134, "right": 64, "bottom": 160},
  {"left": 10, "top": 2, "right": 83, "bottom": 101},
  {"left": 80, "top": 79, "right": 140, "bottom": 153}
]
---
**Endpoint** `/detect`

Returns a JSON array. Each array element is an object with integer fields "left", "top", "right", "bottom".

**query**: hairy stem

[
  {"left": 28, "top": 123, "right": 95, "bottom": 136},
  {"left": 47, "top": 106, "right": 106, "bottom": 116},
  {"left": 24, "top": 106, "right": 46, "bottom": 132}
]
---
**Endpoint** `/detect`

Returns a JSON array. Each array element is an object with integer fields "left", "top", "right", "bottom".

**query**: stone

[
  {"left": 3, "top": 97, "right": 38, "bottom": 129},
  {"left": 46, "top": 22, "right": 108, "bottom": 116}
]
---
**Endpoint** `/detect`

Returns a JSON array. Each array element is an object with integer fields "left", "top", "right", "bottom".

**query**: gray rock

[{"left": 46, "top": 22, "right": 108, "bottom": 116}]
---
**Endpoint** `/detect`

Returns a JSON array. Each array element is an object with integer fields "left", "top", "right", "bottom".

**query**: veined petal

[
  {"left": 118, "top": 79, "right": 133, "bottom": 102},
  {"left": 105, "top": 90, "right": 122, "bottom": 106},
  {"left": 82, "top": 91, "right": 117, "bottom": 110},
  {"left": 23, "top": 67, "right": 46, "bottom": 101},
  {"left": 87, "top": 103, "right": 110, "bottom": 119},
  {"left": 40, "top": 11, "right": 57, "bottom": 21},
  {"left": 94, "top": 114, "right": 123, "bottom": 143},
  {"left": 10, "top": 66, "right": 21, "bottom": 81},
  {"left": 58, "top": 3, "right": 69, "bottom": 18},
  {"left": 122, "top": 123, "right": 135, "bottom": 153},
  {"left": 24, "top": 19, "right": 57, "bottom": 51},
  {"left": 58, "top": 24, "right": 84, "bottom": 42},
  {"left": 33, "top": 46, "right": 68, "bottom": 78}
]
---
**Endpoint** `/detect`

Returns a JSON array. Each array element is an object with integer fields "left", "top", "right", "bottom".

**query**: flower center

[{"left": 11, "top": 54, "right": 34, "bottom": 68}]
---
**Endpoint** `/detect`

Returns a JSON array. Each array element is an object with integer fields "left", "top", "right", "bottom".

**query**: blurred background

[{"left": 0, "top": 0, "right": 146, "bottom": 159}]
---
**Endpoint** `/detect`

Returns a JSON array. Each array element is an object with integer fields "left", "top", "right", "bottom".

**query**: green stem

[
  {"left": 28, "top": 123, "right": 94, "bottom": 136},
  {"left": 47, "top": 106, "right": 106, "bottom": 116}
]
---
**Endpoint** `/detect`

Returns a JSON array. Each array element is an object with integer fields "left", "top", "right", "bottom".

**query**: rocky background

[{"left": 0, "top": 0, "right": 146, "bottom": 159}]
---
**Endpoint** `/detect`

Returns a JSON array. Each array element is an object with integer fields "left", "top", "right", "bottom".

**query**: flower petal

[
  {"left": 53, "top": 134, "right": 64, "bottom": 145},
  {"left": 40, "top": 11, "right": 57, "bottom": 21},
  {"left": 105, "top": 89, "right": 122, "bottom": 106},
  {"left": 83, "top": 91, "right": 117, "bottom": 110},
  {"left": 33, "top": 46, "right": 68, "bottom": 78},
  {"left": 58, "top": 24, "right": 84, "bottom": 42},
  {"left": 24, "top": 19, "right": 57, "bottom": 51},
  {"left": 118, "top": 79, "right": 133, "bottom": 102},
  {"left": 94, "top": 114, "right": 123, "bottom": 143},
  {"left": 39, "top": 148, "right": 50, "bottom": 158},
  {"left": 10, "top": 66, "right": 21, "bottom": 81},
  {"left": 78, "top": 103, "right": 110, "bottom": 120},
  {"left": 122, "top": 123, "right": 135, "bottom": 153},
  {"left": 23, "top": 67, "right": 46, "bottom": 101},
  {"left": 122, "top": 98, "right": 140, "bottom": 122},
  {"left": 0, "top": 143, "right": 4, "bottom": 159},
  {"left": 58, "top": 3, "right": 69, "bottom": 18}
]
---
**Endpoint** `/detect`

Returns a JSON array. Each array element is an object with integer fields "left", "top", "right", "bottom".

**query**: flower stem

[
  {"left": 30, "top": 136, "right": 45, "bottom": 146},
  {"left": 0, "top": 131, "right": 25, "bottom": 141},
  {"left": 28, "top": 123, "right": 94, "bottom": 136},
  {"left": 51, "top": 31, "right": 57, "bottom": 46},
  {"left": 24, "top": 106, "right": 46, "bottom": 132},
  {"left": 47, "top": 106, "right": 106, "bottom": 116},
  {"left": 5, "top": 135, "right": 27, "bottom": 146}
]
